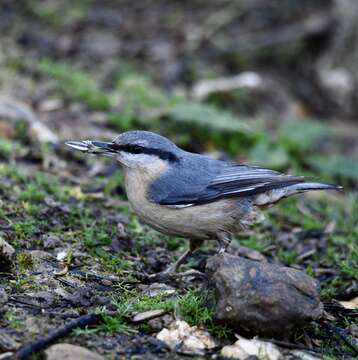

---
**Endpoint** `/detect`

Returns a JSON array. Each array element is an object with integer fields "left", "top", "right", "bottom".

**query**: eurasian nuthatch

[{"left": 66, "top": 131, "right": 341, "bottom": 277}]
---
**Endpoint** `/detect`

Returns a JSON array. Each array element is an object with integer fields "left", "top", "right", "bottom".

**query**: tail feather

[
  {"left": 253, "top": 181, "right": 342, "bottom": 206},
  {"left": 287, "top": 182, "right": 342, "bottom": 192}
]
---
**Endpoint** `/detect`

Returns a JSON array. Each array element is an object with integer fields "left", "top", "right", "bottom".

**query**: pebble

[{"left": 45, "top": 343, "right": 104, "bottom": 360}]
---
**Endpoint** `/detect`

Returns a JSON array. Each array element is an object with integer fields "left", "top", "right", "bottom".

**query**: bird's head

[{"left": 66, "top": 131, "right": 180, "bottom": 169}]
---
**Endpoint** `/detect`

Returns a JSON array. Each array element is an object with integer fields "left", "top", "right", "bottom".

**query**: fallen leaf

[
  {"left": 339, "top": 297, "right": 358, "bottom": 310},
  {"left": 54, "top": 265, "right": 69, "bottom": 276}
]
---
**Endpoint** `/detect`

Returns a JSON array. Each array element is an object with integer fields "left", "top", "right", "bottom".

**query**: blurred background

[{"left": 0, "top": 0, "right": 357, "bottom": 182}]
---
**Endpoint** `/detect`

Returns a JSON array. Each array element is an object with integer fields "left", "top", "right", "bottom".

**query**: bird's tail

[{"left": 253, "top": 181, "right": 342, "bottom": 206}]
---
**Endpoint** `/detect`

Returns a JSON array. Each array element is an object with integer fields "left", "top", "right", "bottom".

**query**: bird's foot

[
  {"left": 217, "top": 232, "right": 232, "bottom": 255},
  {"left": 217, "top": 246, "right": 226, "bottom": 255}
]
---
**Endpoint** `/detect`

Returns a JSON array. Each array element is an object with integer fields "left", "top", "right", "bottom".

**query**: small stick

[
  {"left": 12, "top": 287, "right": 156, "bottom": 359},
  {"left": 13, "top": 313, "right": 101, "bottom": 360}
]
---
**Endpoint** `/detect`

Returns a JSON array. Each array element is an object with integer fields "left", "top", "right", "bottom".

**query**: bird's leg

[
  {"left": 163, "top": 238, "right": 203, "bottom": 274},
  {"left": 147, "top": 239, "right": 204, "bottom": 282},
  {"left": 217, "top": 232, "right": 232, "bottom": 254},
  {"left": 162, "top": 248, "right": 192, "bottom": 275}
]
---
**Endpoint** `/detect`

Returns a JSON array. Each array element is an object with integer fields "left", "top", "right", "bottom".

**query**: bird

[{"left": 66, "top": 130, "right": 341, "bottom": 279}]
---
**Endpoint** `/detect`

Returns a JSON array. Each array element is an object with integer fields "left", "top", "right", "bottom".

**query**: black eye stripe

[
  {"left": 111, "top": 143, "right": 178, "bottom": 162},
  {"left": 120, "top": 145, "right": 143, "bottom": 153}
]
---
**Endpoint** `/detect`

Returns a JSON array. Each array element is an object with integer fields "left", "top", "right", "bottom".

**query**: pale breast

[{"left": 123, "top": 165, "right": 258, "bottom": 239}]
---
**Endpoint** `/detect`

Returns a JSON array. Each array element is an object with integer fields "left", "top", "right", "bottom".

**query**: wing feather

[{"left": 152, "top": 161, "right": 306, "bottom": 206}]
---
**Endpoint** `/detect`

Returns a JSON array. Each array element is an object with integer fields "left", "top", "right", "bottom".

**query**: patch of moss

[
  {"left": 16, "top": 252, "right": 34, "bottom": 271},
  {"left": 25, "top": 0, "right": 92, "bottom": 28},
  {"left": 19, "top": 183, "right": 46, "bottom": 203},
  {"left": 99, "top": 290, "right": 231, "bottom": 338},
  {"left": 14, "top": 220, "right": 36, "bottom": 240},
  {"left": 0, "top": 138, "right": 26, "bottom": 159},
  {"left": 39, "top": 59, "right": 111, "bottom": 110}
]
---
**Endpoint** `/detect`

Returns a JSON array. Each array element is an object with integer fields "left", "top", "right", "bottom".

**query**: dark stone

[
  {"left": 42, "top": 235, "right": 61, "bottom": 249},
  {"left": 206, "top": 254, "right": 323, "bottom": 337}
]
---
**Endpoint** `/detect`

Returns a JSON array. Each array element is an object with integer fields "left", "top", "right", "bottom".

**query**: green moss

[
  {"left": 14, "top": 220, "right": 36, "bottom": 240},
  {"left": 277, "top": 248, "right": 299, "bottom": 265},
  {"left": 26, "top": 0, "right": 91, "bottom": 27},
  {"left": 39, "top": 59, "right": 111, "bottom": 110},
  {"left": 4, "top": 310, "right": 22, "bottom": 330},
  {"left": 0, "top": 139, "right": 26, "bottom": 159},
  {"left": 109, "top": 74, "right": 179, "bottom": 131},
  {"left": 99, "top": 290, "right": 231, "bottom": 338},
  {"left": 16, "top": 252, "right": 34, "bottom": 271},
  {"left": 19, "top": 183, "right": 45, "bottom": 203},
  {"left": 237, "top": 234, "right": 270, "bottom": 252},
  {"left": 0, "top": 164, "right": 27, "bottom": 183}
]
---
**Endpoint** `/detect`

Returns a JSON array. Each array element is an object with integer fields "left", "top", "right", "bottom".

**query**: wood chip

[{"left": 132, "top": 309, "right": 166, "bottom": 323}]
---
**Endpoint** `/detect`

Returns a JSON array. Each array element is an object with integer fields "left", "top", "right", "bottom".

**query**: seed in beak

[{"left": 65, "top": 141, "right": 91, "bottom": 152}]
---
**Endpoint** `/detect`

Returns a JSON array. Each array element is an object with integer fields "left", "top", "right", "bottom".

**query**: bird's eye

[
  {"left": 130, "top": 145, "right": 143, "bottom": 153},
  {"left": 122, "top": 144, "right": 144, "bottom": 154}
]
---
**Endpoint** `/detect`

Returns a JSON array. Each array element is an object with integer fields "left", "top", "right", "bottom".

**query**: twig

[
  {"left": 324, "top": 302, "right": 358, "bottom": 317},
  {"left": 131, "top": 269, "right": 206, "bottom": 284},
  {"left": 8, "top": 297, "right": 42, "bottom": 310},
  {"left": 13, "top": 313, "right": 101, "bottom": 359},
  {"left": 11, "top": 286, "right": 161, "bottom": 359},
  {"left": 68, "top": 269, "right": 122, "bottom": 284}
]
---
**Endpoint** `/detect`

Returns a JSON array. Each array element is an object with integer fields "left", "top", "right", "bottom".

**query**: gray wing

[{"left": 149, "top": 155, "right": 305, "bottom": 206}]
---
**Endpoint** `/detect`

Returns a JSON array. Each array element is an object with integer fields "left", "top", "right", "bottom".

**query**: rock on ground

[
  {"left": 206, "top": 254, "right": 323, "bottom": 337},
  {"left": 45, "top": 343, "right": 104, "bottom": 360},
  {"left": 156, "top": 320, "right": 216, "bottom": 356},
  {"left": 221, "top": 336, "right": 281, "bottom": 360},
  {"left": 0, "top": 236, "right": 15, "bottom": 272}
]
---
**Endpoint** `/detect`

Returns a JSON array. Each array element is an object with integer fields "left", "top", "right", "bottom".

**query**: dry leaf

[{"left": 339, "top": 297, "right": 358, "bottom": 310}]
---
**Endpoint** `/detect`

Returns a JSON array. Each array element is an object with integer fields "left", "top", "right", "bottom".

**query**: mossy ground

[{"left": 0, "top": 1, "right": 357, "bottom": 359}]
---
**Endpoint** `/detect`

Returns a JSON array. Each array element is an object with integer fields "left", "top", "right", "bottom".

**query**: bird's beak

[{"left": 65, "top": 140, "right": 118, "bottom": 156}]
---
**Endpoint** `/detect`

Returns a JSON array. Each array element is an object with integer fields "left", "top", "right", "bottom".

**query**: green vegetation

[
  {"left": 97, "top": 290, "right": 231, "bottom": 338},
  {"left": 39, "top": 59, "right": 111, "bottom": 110},
  {"left": 1, "top": 28, "right": 356, "bottom": 357},
  {"left": 25, "top": 0, "right": 91, "bottom": 27},
  {"left": 16, "top": 252, "right": 34, "bottom": 271},
  {"left": 36, "top": 59, "right": 358, "bottom": 184},
  {"left": 0, "top": 138, "right": 25, "bottom": 159}
]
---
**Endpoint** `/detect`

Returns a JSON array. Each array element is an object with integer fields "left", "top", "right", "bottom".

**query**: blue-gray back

[{"left": 148, "top": 151, "right": 305, "bottom": 206}]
